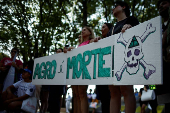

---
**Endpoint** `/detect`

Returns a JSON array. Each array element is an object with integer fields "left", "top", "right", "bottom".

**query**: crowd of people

[{"left": 0, "top": 0, "right": 170, "bottom": 113}]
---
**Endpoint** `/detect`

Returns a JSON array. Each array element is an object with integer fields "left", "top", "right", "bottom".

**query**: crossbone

[
  {"left": 139, "top": 59, "right": 156, "bottom": 79},
  {"left": 115, "top": 23, "right": 156, "bottom": 81}
]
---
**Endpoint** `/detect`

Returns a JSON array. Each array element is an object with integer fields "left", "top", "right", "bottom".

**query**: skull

[{"left": 124, "top": 36, "right": 144, "bottom": 74}]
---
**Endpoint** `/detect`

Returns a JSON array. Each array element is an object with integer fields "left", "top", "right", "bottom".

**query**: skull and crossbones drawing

[{"left": 115, "top": 23, "right": 156, "bottom": 81}]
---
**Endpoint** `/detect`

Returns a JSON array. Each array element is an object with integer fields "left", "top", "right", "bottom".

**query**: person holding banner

[
  {"left": 47, "top": 48, "right": 66, "bottom": 113},
  {"left": 156, "top": 0, "right": 170, "bottom": 112},
  {"left": 66, "top": 26, "right": 95, "bottom": 113},
  {"left": 0, "top": 48, "right": 23, "bottom": 93},
  {"left": 95, "top": 23, "right": 113, "bottom": 113},
  {"left": 106, "top": 1, "right": 139, "bottom": 113},
  {"left": 101, "top": 23, "right": 113, "bottom": 38}
]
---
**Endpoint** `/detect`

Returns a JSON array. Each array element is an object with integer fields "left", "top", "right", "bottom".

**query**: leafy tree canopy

[{"left": 0, "top": 0, "right": 159, "bottom": 63}]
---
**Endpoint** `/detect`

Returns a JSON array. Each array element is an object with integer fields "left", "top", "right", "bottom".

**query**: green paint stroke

[
  {"left": 33, "top": 60, "right": 56, "bottom": 80},
  {"left": 51, "top": 60, "right": 57, "bottom": 79},
  {"left": 91, "top": 48, "right": 101, "bottom": 79},
  {"left": 75, "top": 53, "right": 83, "bottom": 79},
  {"left": 40, "top": 62, "right": 46, "bottom": 79},
  {"left": 46, "top": 61, "right": 52, "bottom": 79},
  {"left": 83, "top": 51, "right": 92, "bottom": 79},
  {"left": 33, "top": 63, "right": 39, "bottom": 79},
  {"left": 66, "top": 56, "right": 76, "bottom": 79},
  {"left": 98, "top": 46, "right": 111, "bottom": 77}
]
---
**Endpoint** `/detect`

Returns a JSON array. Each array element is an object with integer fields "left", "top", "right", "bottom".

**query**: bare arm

[
  {"left": 2, "top": 85, "right": 16, "bottom": 101},
  {"left": 4, "top": 94, "right": 30, "bottom": 106},
  {"left": 63, "top": 47, "right": 75, "bottom": 53},
  {"left": 121, "top": 24, "right": 132, "bottom": 33},
  {"left": 6, "top": 85, "right": 15, "bottom": 94},
  {"left": 138, "top": 92, "right": 141, "bottom": 98},
  {"left": 5, "top": 94, "right": 30, "bottom": 102},
  {"left": 4, "top": 85, "right": 30, "bottom": 103},
  {"left": 89, "top": 39, "right": 95, "bottom": 43},
  {"left": 93, "top": 37, "right": 102, "bottom": 42},
  {"left": 11, "top": 62, "right": 23, "bottom": 71},
  {"left": 68, "top": 47, "right": 75, "bottom": 51},
  {"left": 0, "top": 62, "right": 7, "bottom": 71}
]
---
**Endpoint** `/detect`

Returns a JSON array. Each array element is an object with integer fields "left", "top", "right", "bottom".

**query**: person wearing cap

[
  {"left": 107, "top": 1, "right": 139, "bottom": 113},
  {"left": 1, "top": 68, "right": 36, "bottom": 112}
]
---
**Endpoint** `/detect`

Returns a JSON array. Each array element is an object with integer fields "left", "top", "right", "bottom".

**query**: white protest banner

[
  {"left": 32, "top": 16, "right": 162, "bottom": 85},
  {"left": 33, "top": 53, "right": 67, "bottom": 85},
  {"left": 66, "top": 36, "right": 114, "bottom": 85},
  {"left": 114, "top": 16, "right": 162, "bottom": 85}
]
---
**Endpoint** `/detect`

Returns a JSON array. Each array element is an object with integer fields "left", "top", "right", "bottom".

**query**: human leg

[
  {"left": 78, "top": 85, "right": 88, "bottom": 113},
  {"left": 7, "top": 101, "right": 22, "bottom": 111},
  {"left": 141, "top": 104, "right": 146, "bottom": 113},
  {"left": 109, "top": 85, "right": 121, "bottom": 113},
  {"left": 120, "top": 85, "right": 136, "bottom": 113},
  {"left": 101, "top": 99, "right": 110, "bottom": 113},
  {"left": 1, "top": 90, "right": 17, "bottom": 102},
  {"left": 96, "top": 85, "right": 110, "bottom": 113},
  {"left": 66, "top": 101, "right": 70, "bottom": 113},
  {"left": 72, "top": 85, "right": 81, "bottom": 113},
  {"left": 92, "top": 108, "right": 95, "bottom": 113},
  {"left": 48, "top": 97, "right": 61, "bottom": 113},
  {"left": 149, "top": 99, "right": 157, "bottom": 113},
  {"left": 1, "top": 90, "right": 17, "bottom": 110},
  {"left": 35, "top": 85, "right": 41, "bottom": 112},
  {"left": 40, "top": 86, "right": 49, "bottom": 113},
  {"left": 48, "top": 85, "right": 64, "bottom": 113}
]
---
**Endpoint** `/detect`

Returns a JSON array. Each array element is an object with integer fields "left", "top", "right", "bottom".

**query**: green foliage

[{"left": 0, "top": 0, "right": 160, "bottom": 63}]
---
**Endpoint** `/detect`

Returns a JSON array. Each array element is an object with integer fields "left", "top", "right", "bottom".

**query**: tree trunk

[
  {"left": 82, "top": 0, "right": 87, "bottom": 27},
  {"left": 132, "top": 0, "right": 136, "bottom": 16}
]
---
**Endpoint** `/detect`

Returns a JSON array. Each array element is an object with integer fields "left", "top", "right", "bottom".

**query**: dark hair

[
  {"left": 22, "top": 60, "right": 34, "bottom": 80},
  {"left": 157, "top": 0, "right": 170, "bottom": 9},
  {"left": 144, "top": 85, "right": 149, "bottom": 89},
  {"left": 12, "top": 47, "right": 19, "bottom": 54},
  {"left": 56, "top": 48, "right": 63, "bottom": 52},
  {"left": 104, "top": 23, "right": 113, "bottom": 30},
  {"left": 26, "top": 60, "right": 34, "bottom": 80},
  {"left": 115, "top": 1, "right": 130, "bottom": 17}
]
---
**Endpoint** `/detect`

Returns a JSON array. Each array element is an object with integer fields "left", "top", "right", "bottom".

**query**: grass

[{"left": 120, "top": 105, "right": 164, "bottom": 113}]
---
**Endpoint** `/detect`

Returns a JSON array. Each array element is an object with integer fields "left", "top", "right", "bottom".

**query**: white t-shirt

[
  {"left": 91, "top": 93, "right": 97, "bottom": 100},
  {"left": 66, "top": 95, "right": 72, "bottom": 101},
  {"left": 13, "top": 80, "right": 36, "bottom": 97}
]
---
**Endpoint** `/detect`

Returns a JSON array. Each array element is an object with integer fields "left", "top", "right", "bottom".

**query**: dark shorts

[{"left": 139, "top": 98, "right": 148, "bottom": 107}]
